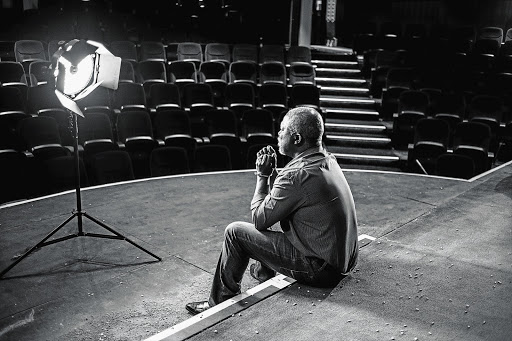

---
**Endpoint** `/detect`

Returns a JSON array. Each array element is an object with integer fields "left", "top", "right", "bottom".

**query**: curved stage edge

[{"left": 0, "top": 162, "right": 511, "bottom": 341}]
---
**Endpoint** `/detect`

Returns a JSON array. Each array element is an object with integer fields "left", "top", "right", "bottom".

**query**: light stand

[{"left": 0, "top": 40, "right": 161, "bottom": 279}]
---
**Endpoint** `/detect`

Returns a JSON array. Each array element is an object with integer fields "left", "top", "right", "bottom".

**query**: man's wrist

[{"left": 255, "top": 171, "right": 271, "bottom": 178}]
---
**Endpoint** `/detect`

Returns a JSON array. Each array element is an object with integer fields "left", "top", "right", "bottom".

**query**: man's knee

[{"left": 224, "top": 221, "right": 251, "bottom": 240}]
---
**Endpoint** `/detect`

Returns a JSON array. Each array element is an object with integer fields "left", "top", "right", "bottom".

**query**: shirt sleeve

[{"left": 250, "top": 171, "right": 304, "bottom": 230}]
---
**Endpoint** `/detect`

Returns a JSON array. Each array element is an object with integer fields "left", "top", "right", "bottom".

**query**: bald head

[{"left": 283, "top": 107, "right": 324, "bottom": 147}]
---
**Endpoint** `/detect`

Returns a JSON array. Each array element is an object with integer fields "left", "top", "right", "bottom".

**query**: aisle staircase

[{"left": 311, "top": 46, "right": 405, "bottom": 171}]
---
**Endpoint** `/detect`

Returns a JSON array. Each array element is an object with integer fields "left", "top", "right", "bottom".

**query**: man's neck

[{"left": 289, "top": 145, "right": 323, "bottom": 159}]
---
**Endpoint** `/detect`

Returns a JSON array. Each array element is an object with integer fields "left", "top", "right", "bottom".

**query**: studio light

[
  {"left": 0, "top": 39, "right": 160, "bottom": 279},
  {"left": 52, "top": 39, "right": 121, "bottom": 116}
]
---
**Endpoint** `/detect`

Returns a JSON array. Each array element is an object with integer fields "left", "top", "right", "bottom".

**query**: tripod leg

[
  {"left": 0, "top": 213, "right": 78, "bottom": 278},
  {"left": 83, "top": 212, "right": 162, "bottom": 261}
]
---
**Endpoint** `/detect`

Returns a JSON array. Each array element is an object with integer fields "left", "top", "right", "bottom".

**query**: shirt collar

[{"left": 286, "top": 146, "right": 327, "bottom": 167}]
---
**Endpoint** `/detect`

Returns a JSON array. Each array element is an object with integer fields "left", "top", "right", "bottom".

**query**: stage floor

[{"left": 0, "top": 163, "right": 511, "bottom": 341}]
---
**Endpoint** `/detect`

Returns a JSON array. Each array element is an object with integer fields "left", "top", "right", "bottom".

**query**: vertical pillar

[
  {"left": 289, "top": 0, "right": 301, "bottom": 45},
  {"left": 298, "top": 0, "right": 313, "bottom": 46}
]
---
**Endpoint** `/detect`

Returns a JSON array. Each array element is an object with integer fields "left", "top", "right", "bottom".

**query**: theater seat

[
  {"left": 408, "top": 118, "right": 450, "bottom": 175},
  {"left": 435, "top": 153, "right": 475, "bottom": 179},
  {"left": 193, "top": 144, "right": 232, "bottom": 172},
  {"left": 150, "top": 146, "right": 190, "bottom": 176},
  {"left": 89, "top": 150, "right": 135, "bottom": 185}
]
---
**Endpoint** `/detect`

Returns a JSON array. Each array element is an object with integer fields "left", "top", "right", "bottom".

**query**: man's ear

[{"left": 293, "top": 133, "right": 302, "bottom": 145}]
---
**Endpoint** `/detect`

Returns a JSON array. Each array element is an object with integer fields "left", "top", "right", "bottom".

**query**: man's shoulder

[{"left": 277, "top": 165, "right": 301, "bottom": 181}]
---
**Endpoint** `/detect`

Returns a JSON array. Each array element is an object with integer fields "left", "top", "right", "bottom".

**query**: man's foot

[
  {"left": 185, "top": 301, "right": 210, "bottom": 315},
  {"left": 250, "top": 263, "right": 275, "bottom": 283}
]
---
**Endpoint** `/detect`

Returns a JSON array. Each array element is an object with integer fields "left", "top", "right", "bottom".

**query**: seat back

[
  {"left": 42, "top": 155, "right": 88, "bottom": 193},
  {"left": 19, "top": 115, "right": 60, "bottom": 144},
  {"left": 138, "top": 60, "right": 167, "bottom": 83},
  {"left": 436, "top": 153, "right": 475, "bottom": 179},
  {"left": 26, "top": 84, "right": 62, "bottom": 115},
  {"left": 0, "top": 86, "right": 26, "bottom": 114},
  {"left": 182, "top": 83, "right": 214, "bottom": 109},
  {"left": 228, "top": 61, "right": 258, "bottom": 84},
  {"left": 258, "top": 83, "right": 288, "bottom": 108},
  {"left": 259, "top": 45, "right": 284, "bottom": 65},
  {"left": 109, "top": 40, "right": 138, "bottom": 63},
  {"left": 177, "top": 42, "right": 203, "bottom": 67},
  {"left": 150, "top": 147, "right": 190, "bottom": 176},
  {"left": 241, "top": 108, "right": 275, "bottom": 140},
  {"left": 232, "top": 44, "right": 258, "bottom": 64},
  {"left": 205, "top": 109, "right": 238, "bottom": 138},
  {"left": 453, "top": 121, "right": 491, "bottom": 153},
  {"left": 0, "top": 61, "right": 26, "bottom": 83},
  {"left": 289, "top": 84, "right": 320, "bottom": 109},
  {"left": 398, "top": 90, "right": 429, "bottom": 115},
  {"left": 14, "top": 40, "right": 46, "bottom": 70},
  {"left": 205, "top": 43, "right": 231, "bottom": 65},
  {"left": 288, "top": 63, "right": 315, "bottom": 85},
  {"left": 198, "top": 61, "right": 227, "bottom": 82},
  {"left": 259, "top": 61, "right": 286, "bottom": 85},
  {"left": 225, "top": 83, "right": 255, "bottom": 107},
  {"left": 116, "top": 110, "right": 154, "bottom": 143},
  {"left": 119, "top": 60, "right": 136, "bottom": 83},
  {"left": 286, "top": 46, "right": 311, "bottom": 66},
  {"left": 76, "top": 86, "right": 113, "bottom": 111},
  {"left": 112, "top": 82, "right": 147, "bottom": 111},
  {"left": 139, "top": 41, "right": 166, "bottom": 62},
  {"left": 193, "top": 144, "right": 232, "bottom": 172},
  {"left": 148, "top": 83, "right": 181, "bottom": 110},
  {"left": 386, "top": 67, "right": 415, "bottom": 89},
  {"left": 477, "top": 26, "right": 503, "bottom": 44},
  {"left": 90, "top": 150, "right": 135, "bottom": 184},
  {"left": 467, "top": 95, "right": 503, "bottom": 123},
  {"left": 152, "top": 109, "right": 193, "bottom": 139},
  {"left": 414, "top": 117, "right": 450, "bottom": 147},
  {"left": 79, "top": 112, "right": 115, "bottom": 144},
  {"left": 28, "top": 60, "right": 52, "bottom": 86},
  {"left": 168, "top": 61, "right": 197, "bottom": 84}
]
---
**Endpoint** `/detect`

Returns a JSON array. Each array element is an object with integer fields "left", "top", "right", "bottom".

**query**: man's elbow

[
  {"left": 254, "top": 221, "right": 269, "bottom": 231},
  {"left": 252, "top": 214, "right": 269, "bottom": 231}
]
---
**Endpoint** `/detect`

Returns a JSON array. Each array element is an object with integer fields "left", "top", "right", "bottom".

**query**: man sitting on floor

[{"left": 186, "top": 106, "right": 359, "bottom": 314}]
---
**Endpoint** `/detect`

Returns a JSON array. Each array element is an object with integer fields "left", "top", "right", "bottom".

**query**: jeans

[{"left": 208, "top": 221, "right": 344, "bottom": 306}]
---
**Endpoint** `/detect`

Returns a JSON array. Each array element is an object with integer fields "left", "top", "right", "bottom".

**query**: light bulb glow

[{"left": 61, "top": 54, "right": 95, "bottom": 96}]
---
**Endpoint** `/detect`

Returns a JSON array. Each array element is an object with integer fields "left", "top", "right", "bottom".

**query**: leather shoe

[
  {"left": 250, "top": 263, "right": 274, "bottom": 283},
  {"left": 186, "top": 301, "right": 210, "bottom": 315}
]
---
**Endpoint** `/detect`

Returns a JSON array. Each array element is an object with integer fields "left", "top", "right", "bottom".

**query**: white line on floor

[
  {"left": 145, "top": 234, "right": 375, "bottom": 341},
  {"left": 144, "top": 275, "right": 293, "bottom": 341},
  {"left": 0, "top": 309, "right": 35, "bottom": 339}
]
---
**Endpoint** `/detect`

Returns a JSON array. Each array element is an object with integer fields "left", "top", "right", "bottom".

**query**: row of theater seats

[
  {"left": 392, "top": 90, "right": 511, "bottom": 145},
  {"left": 1, "top": 78, "right": 310, "bottom": 203},
  {"left": 0, "top": 40, "right": 314, "bottom": 79},
  {"left": 1, "top": 79, "right": 305, "bottom": 156},
  {"left": 358, "top": 24, "right": 512, "bottom": 115},
  {"left": 391, "top": 89, "right": 512, "bottom": 176},
  {"left": 352, "top": 23, "right": 511, "bottom": 56},
  {"left": 1, "top": 41, "right": 316, "bottom": 97},
  {"left": 350, "top": 23, "right": 512, "bottom": 175},
  {"left": 0, "top": 80, "right": 321, "bottom": 143},
  {"left": 0, "top": 142, "right": 292, "bottom": 204},
  {"left": 0, "top": 41, "right": 320, "bottom": 203},
  {"left": 368, "top": 50, "right": 512, "bottom": 99},
  {"left": 0, "top": 105, "right": 294, "bottom": 204},
  {"left": 1, "top": 40, "right": 319, "bottom": 103},
  {"left": 407, "top": 118, "right": 500, "bottom": 177}
]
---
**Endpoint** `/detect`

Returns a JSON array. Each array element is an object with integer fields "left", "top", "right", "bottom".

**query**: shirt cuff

[{"left": 250, "top": 193, "right": 267, "bottom": 211}]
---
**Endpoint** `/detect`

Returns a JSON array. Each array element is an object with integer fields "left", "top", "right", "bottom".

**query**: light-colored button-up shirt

[{"left": 251, "top": 148, "right": 359, "bottom": 274}]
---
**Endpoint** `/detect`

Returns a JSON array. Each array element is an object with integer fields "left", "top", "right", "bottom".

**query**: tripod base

[{"left": 0, "top": 210, "right": 161, "bottom": 278}]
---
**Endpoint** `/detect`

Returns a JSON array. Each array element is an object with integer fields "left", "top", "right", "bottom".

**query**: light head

[{"left": 52, "top": 39, "right": 121, "bottom": 116}]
